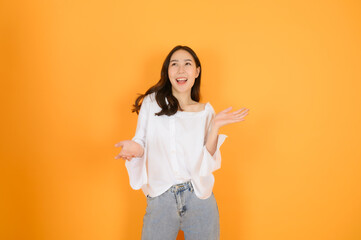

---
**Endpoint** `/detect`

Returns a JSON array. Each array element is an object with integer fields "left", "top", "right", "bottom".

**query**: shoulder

[
  {"left": 205, "top": 102, "right": 215, "bottom": 115},
  {"left": 143, "top": 92, "right": 156, "bottom": 102},
  {"left": 143, "top": 92, "right": 156, "bottom": 105}
]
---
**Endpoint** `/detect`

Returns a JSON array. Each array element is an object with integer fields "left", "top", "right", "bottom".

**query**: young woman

[{"left": 115, "top": 45, "right": 249, "bottom": 240}]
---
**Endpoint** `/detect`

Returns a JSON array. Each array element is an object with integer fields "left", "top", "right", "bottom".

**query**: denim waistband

[{"left": 170, "top": 181, "right": 194, "bottom": 194}]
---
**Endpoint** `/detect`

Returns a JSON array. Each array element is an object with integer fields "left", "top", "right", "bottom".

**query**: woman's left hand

[{"left": 213, "top": 107, "right": 249, "bottom": 130}]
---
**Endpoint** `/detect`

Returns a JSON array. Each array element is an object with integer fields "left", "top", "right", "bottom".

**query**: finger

[
  {"left": 235, "top": 110, "right": 249, "bottom": 117},
  {"left": 115, "top": 151, "right": 132, "bottom": 159},
  {"left": 231, "top": 109, "right": 250, "bottom": 117},
  {"left": 232, "top": 108, "right": 246, "bottom": 114},
  {"left": 237, "top": 108, "right": 250, "bottom": 114},
  {"left": 223, "top": 114, "right": 244, "bottom": 121},
  {"left": 240, "top": 111, "right": 249, "bottom": 118},
  {"left": 235, "top": 113, "right": 249, "bottom": 119},
  {"left": 234, "top": 111, "right": 248, "bottom": 117},
  {"left": 121, "top": 153, "right": 132, "bottom": 158},
  {"left": 220, "top": 107, "right": 232, "bottom": 113},
  {"left": 233, "top": 115, "right": 248, "bottom": 122},
  {"left": 114, "top": 141, "right": 124, "bottom": 148}
]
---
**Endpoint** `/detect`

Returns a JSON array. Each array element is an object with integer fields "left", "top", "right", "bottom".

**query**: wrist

[{"left": 211, "top": 122, "right": 220, "bottom": 133}]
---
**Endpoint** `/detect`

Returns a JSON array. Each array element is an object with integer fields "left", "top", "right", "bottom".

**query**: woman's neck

[{"left": 172, "top": 91, "right": 194, "bottom": 107}]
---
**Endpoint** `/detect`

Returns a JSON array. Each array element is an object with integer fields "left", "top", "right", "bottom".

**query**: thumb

[
  {"left": 220, "top": 107, "right": 232, "bottom": 113},
  {"left": 114, "top": 141, "right": 124, "bottom": 148}
]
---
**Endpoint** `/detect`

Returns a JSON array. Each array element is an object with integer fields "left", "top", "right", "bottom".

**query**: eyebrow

[{"left": 170, "top": 59, "right": 193, "bottom": 62}]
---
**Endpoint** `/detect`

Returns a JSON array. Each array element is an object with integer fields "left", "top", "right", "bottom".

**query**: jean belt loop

[{"left": 188, "top": 181, "right": 194, "bottom": 192}]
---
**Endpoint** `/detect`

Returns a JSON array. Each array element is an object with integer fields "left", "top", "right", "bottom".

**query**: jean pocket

[
  {"left": 146, "top": 188, "right": 171, "bottom": 201},
  {"left": 146, "top": 194, "right": 158, "bottom": 203}
]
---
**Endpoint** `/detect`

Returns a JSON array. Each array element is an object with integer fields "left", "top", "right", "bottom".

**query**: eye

[
  {"left": 171, "top": 63, "right": 177, "bottom": 66},
  {"left": 185, "top": 62, "right": 191, "bottom": 65}
]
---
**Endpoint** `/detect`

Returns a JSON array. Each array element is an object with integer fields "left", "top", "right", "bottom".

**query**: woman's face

[{"left": 168, "top": 49, "right": 200, "bottom": 96}]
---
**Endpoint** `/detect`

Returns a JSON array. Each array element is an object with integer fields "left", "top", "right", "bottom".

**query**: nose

[{"left": 177, "top": 65, "right": 185, "bottom": 73}]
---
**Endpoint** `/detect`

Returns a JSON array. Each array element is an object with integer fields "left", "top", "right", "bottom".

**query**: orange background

[{"left": 1, "top": 0, "right": 361, "bottom": 239}]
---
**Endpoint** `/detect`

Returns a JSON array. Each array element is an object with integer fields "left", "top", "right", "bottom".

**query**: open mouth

[{"left": 176, "top": 77, "right": 188, "bottom": 84}]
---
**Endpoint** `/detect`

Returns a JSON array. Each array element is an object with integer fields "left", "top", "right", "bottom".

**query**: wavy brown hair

[{"left": 132, "top": 45, "right": 202, "bottom": 116}]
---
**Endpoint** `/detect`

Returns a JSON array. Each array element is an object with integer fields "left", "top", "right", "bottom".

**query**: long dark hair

[{"left": 132, "top": 45, "right": 202, "bottom": 116}]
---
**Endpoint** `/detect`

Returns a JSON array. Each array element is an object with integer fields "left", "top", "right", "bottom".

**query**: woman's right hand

[{"left": 114, "top": 140, "right": 144, "bottom": 161}]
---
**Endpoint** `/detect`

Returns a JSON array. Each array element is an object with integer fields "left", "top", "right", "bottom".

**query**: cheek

[
  {"left": 187, "top": 68, "right": 198, "bottom": 78},
  {"left": 168, "top": 68, "right": 176, "bottom": 78}
]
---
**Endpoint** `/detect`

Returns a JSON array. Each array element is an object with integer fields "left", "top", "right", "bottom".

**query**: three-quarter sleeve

[
  {"left": 125, "top": 95, "right": 150, "bottom": 190},
  {"left": 199, "top": 134, "right": 227, "bottom": 177},
  {"left": 199, "top": 106, "right": 228, "bottom": 177}
]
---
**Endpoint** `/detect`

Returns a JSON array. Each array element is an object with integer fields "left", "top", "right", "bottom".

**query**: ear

[{"left": 196, "top": 66, "right": 200, "bottom": 78}]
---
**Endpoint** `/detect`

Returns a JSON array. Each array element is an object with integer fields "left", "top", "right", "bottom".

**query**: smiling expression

[{"left": 168, "top": 49, "right": 200, "bottom": 96}]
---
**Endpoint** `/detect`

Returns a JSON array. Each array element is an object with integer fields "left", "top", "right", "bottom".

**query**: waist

[{"left": 170, "top": 181, "right": 194, "bottom": 194}]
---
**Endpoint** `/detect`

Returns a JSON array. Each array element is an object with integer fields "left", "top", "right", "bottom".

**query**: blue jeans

[{"left": 141, "top": 181, "right": 220, "bottom": 240}]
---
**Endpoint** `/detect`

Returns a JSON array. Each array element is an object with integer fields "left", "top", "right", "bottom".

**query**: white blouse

[{"left": 125, "top": 93, "right": 227, "bottom": 199}]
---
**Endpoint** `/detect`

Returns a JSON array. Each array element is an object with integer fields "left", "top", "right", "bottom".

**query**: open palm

[
  {"left": 213, "top": 107, "right": 249, "bottom": 129},
  {"left": 114, "top": 140, "right": 144, "bottom": 161}
]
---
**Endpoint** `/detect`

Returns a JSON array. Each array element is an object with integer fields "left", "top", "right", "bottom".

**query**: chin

[{"left": 172, "top": 87, "right": 192, "bottom": 95}]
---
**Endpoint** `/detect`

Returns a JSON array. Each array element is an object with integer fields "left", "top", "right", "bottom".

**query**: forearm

[{"left": 205, "top": 124, "right": 220, "bottom": 156}]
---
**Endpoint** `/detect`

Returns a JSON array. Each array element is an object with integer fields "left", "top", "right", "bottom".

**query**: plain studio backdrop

[{"left": 1, "top": 0, "right": 360, "bottom": 239}]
